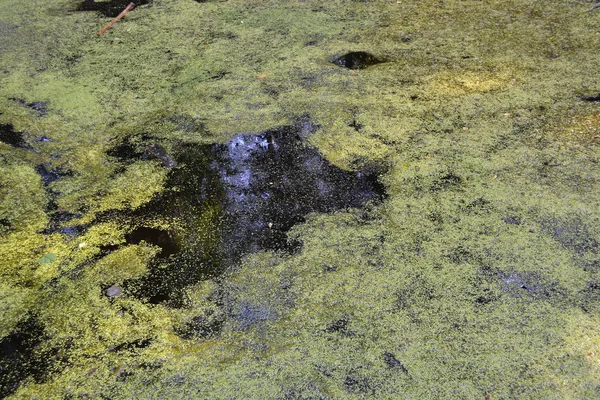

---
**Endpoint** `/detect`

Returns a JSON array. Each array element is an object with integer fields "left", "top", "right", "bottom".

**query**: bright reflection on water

[{"left": 132, "top": 121, "right": 386, "bottom": 304}]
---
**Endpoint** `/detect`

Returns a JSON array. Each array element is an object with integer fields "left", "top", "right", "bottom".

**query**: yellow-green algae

[{"left": 0, "top": 0, "right": 599, "bottom": 398}]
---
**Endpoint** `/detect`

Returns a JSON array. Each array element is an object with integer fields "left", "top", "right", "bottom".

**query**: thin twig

[{"left": 97, "top": 2, "right": 136, "bottom": 36}]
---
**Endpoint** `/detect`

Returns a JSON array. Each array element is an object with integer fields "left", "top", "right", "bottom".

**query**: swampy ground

[{"left": 1, "top": 0, "right": 600, "bottom": 398}]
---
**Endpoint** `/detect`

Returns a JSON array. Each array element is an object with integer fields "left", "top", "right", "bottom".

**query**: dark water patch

[
  {"left": 176, "top": 313, "right": 224, "bottom": 339},
  {"left": 579, "top": 93, "right": 600, "bottom": 102},
  {"left": 344, "top": 374, "right": 375, "bottom": 395},
  {"left": 77, "top": 0, "right": 150, "bottom": 18},
  {"left": 331, "top": 51, "right": 386, "bottom": 70},
  {"left": 130, "top": 121, "right": 385, "bottom": 305},
  {"left": 325, "top": 317, "right": 354, "bottom": 336},
  {"left": 126, "top": 227, "right": 179, "bottom": 257},
  {"left": 146, "top": 144, "right": 177, "bottom": 169},
  {"left": 0, "top": 123, "right": 28, "bottom": 148},
  {"left": 107, "top": 141, "right": 143, "bottom": 163},
  {"left": 0, "top": 320, "right": 53, "bottom": 398},
  {"left": 502, "top": 216, "right": 521, "bottom": 225},
  {"left": 9, "top": 98, "right": 48, "bottom": 116},
  {"left": 107, "top": 339, "right": 151, "bottom": 353},
  {"left": 107, "top": 138, "right": 176, "bottom": 169},
  {"left": 209, "top": 124, "right": 385, "bottom": 256},
  {"left": 35, "top": 164, "right": 60, "bottom": 185},
  {"left": 498, "top": 271, "right": 559, "bottom": 300},
  {"left": 383, "top": 352, "right": 409, "bottom": 374},
  {"left": 430, "top": 172, "right": 462, "bottom": 191},
  {"left": 541, "top": 216, "right": 598, "bottom": 257}
]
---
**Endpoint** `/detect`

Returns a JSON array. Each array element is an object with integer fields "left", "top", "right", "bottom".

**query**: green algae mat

[{"left": 1, "top": 0, "right": 600, "bottom": 398}]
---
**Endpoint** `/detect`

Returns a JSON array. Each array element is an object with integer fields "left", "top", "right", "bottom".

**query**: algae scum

[{"left": 1, "top": 0, "right": 600, "bottom": 398}]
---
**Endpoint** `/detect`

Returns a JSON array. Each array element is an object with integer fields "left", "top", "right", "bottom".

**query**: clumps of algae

[
  {"left": 424, "top": 69, "right": 517, "bottom": 97},
  {"left": 1, "top": 0, "right": 600, "bottom": 398}
]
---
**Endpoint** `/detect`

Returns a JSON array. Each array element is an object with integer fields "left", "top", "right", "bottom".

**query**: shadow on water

[{"left": 128, "top": 121, "right": 386, "bottom": 305}]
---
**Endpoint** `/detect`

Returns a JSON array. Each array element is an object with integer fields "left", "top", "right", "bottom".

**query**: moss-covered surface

[{"left": 1, "top": 0, "right": 600, "bottom": 397}]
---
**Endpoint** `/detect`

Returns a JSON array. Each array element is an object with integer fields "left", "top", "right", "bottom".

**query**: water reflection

[
  {"left": 132, "top": 122, "right": 385, "bottom": 304},
  {"left": 215, "top": 125, "right": 384, "bottom": 257}
]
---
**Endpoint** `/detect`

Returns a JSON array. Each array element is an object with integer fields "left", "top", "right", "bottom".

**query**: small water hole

[{"left": 331, "top": 51, "right": 386, "bottom": 70}]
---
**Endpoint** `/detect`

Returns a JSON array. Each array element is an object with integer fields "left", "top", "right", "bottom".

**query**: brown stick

[{"left": 97, "top": 2, "right": 136, "bottom": 36}]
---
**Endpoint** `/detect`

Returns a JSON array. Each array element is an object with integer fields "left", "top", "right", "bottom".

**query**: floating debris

[
  {"left": 38, "top": 253, "right": 57, "bottom": 265},
  {"left": 97, "top": 2, "right": 136, "bottom": 36}
]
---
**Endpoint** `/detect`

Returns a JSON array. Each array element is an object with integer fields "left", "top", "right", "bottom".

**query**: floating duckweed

[{"left": 1, "top": 0, "right": 600, "bottom": 397}]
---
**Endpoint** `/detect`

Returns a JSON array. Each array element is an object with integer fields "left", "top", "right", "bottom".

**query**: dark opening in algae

[
  {"left": 331, "top": 51, "right": 386, "bottom": 70},
  {"left": 0, "top": 320, "right": 51, "bottom": 399},
  {"left": 77, "top": 0, "right": 151, "bottom": 18},
  {"left": 130, "top": 122, "right": 386, "bottom": 304},
  {"left": 0, "top": 123, "right": 28, "bottom": 148}
]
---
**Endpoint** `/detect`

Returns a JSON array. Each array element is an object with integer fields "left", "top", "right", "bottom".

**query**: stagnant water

[
  {"left": 0, "top": 120, "right": 386, "bottom": 394},
  {"left": 128, "top": 121, "right": 386, "bottom": 304}
]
